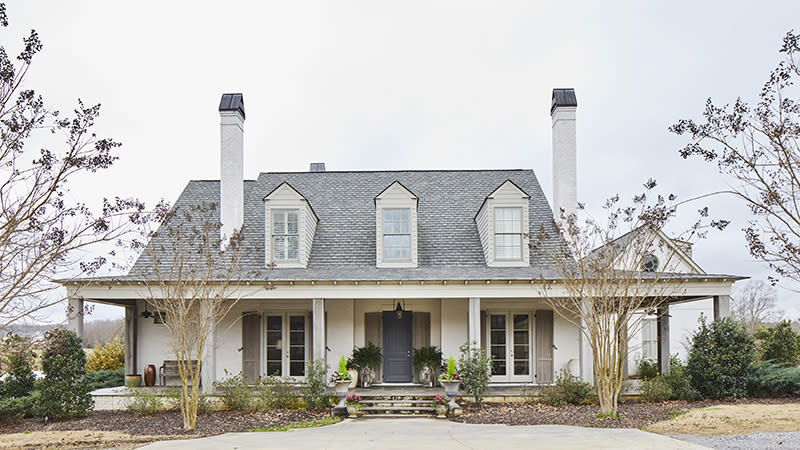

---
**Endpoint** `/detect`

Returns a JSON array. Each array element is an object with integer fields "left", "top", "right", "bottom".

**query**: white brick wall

[
  {"left": 551, "top": 106, "right": 577, "bottom": 218},
  {"left": 220, "top": 110, "right": 244, "bottom": 244}
]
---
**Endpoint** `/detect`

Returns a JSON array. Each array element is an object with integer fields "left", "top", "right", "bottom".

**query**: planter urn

[
  {"left": 346, "top": 405, "right": 360, "bottom": 418},
  {"left": 125, "top": 374, "right": 142, "bottom": 388},
  {"left": 334, "top": 380, "right": 350, "bottom": 407},
  {"left": 347, "top": 368, "right": 358, "bottom": 388},
  {"left": 440, "top": 379, "right": 461, "bottom": 409},
  {"left": 144, "top": 364, "right": 156, "bottom": 387},
  {"left": 436, "top": 404, "right": 448, "bottom": 418}
]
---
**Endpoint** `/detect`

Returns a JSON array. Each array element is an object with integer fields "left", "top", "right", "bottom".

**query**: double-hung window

[
  {"left": 272, "top": 210, "right": 299, "bottom": 261},
  {"left": 383, "top": 208, "right": 410, "bottom": 260},
  {"left": 495, "top": 207, "right": 522, "bottom": 260}
]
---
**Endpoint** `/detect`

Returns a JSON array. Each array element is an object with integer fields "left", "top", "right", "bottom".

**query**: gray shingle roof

[{"left": 122, "top": 169, "right": 575, "bottom": 282}]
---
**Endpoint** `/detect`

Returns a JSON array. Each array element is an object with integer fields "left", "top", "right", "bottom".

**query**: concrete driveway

[{"left": 141, "top": 418, "right": 708, "bottom": 449}]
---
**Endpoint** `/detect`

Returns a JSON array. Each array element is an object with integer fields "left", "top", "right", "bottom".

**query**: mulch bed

[
  {"left": 0, "top": 409, "right": 331, "bottom": 437},
  {"left": 451, "top": 397, "right": 800, "bottom": 429}
]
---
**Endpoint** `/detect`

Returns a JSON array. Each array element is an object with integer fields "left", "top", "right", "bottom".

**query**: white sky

[{"left": 6, "top": 1, "right": 800, "bottom": 321}]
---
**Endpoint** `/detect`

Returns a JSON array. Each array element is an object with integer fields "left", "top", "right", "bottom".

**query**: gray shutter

[
  {"left": 242, "top": 312, "right": 261, "bottom": 384},
  {"left": 535, "top": 310, "right": 554, "bottom": 384},
  {"left": 364, "top": 312, "right": 383, "bottom": 383},
  {"left": 412, "top": 312, "right": 431, "bottom": 383},
  {"left": 480, "top": 311, "right": 487, "bottom": 353}
]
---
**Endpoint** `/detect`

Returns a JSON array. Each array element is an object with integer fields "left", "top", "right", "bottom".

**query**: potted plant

[
  {"left": 346, "top": 358, "right": 359, "bottom": 388},
  {"left": 412, "top": 345, "right": 442, "bottom": 387},
  {"left": 432, "top": 394, "right": 449, "bottom": 418},
  {"left": 344, "top": 393, "right": 361, "bottom": 418},
  {"left": 351, "top": 342, "right": 382, "bottom": 387},
  {"left": 438, "top": 356, "right": 461, "bottom": 409},
  {"left": 330, "top": 355, "right": 352, "bottom": 407}
]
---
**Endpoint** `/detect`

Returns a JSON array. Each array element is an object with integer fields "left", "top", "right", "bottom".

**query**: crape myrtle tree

[
  {"left": 534, "top": 180, "right": 727, "bottom": 417},
  {"left": 130, "top": 201, "right": 268, "bottom": 430},
  {"left": 671, "top": 31, "right": 800, "bottom": 284},
  {"left": 0, "top": 3, "right": 146, "bottom": 331}
]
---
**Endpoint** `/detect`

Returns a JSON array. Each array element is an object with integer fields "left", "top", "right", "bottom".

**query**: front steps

[{"left": 360, "top": 395, "right": 437, "bottom": 417}]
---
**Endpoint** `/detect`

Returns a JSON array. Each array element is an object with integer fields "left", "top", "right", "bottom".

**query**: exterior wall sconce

[{"left": 394, "top": 300, "right": 405, "bottom": 320}]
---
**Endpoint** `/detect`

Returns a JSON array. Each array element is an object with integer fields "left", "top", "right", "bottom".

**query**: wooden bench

[{"left": 158, "top": 360, "right": 200, "bottom": 386}]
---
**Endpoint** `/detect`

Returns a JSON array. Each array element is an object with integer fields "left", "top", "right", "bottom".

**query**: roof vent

[{"left": 310, "top": 162, "right": 326, "bottom": 172}]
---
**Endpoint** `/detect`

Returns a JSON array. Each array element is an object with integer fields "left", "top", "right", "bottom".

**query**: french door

[
  {"left": 488, "top": 312, "right": 532, "bottom": 382},
  {"left": 264, "top": 313, "right": 308, "bottom": 379}
]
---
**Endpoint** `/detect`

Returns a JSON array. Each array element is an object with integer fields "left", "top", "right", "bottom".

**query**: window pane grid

[
  {"left": 495, "top": 207, "right": 522, "bottom": 260},
  {"left": 383, "top": 208, "right": 411, "bottom": 260},
  {"left": 272, "top": 210, "right": 299, "bottom": 261}
]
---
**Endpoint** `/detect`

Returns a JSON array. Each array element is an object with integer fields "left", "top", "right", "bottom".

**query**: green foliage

[
  {"left": 748, "top": 361, "right": 800, "bottom": 397},
  {"left": 540, "top": 369, "right": 595, "bottom": 406},
  {"left": 84, "top": 367, "right": 125, "bottom": 390},
  {"left": 303, "top": 359, "right": 330, "bottom": 409},
  {"left": 37, "top": 329, "right": 93, "bottom": 419},
  {"left": 0, "top": 395, "right": 35, "bottom": 422},
  {"left": 85, "top": 336, "right": 125, "bottom": 371},
  {"left": 446, "top": 356, "right": 457, "bottom": 376},
  {"left": 162, "top": 387, "right": 211, "bottom": 413},
  {"left": 640, "top": 377, "right": 672, "bottom": 402},
  {"left": 754, "top": 321, "right": 800, "bottom": 366},
  {"left": 351, "top": 343, "right": 382, "bottom": 371},
  {"left": 213, "top": 370, "right": 254, "bottom": 411},
  {"left": 0, "top": 334, "right": 35, "bottom": 398},
  {"left": 257, "top": 375, "right": 298, "bottom": 409},
  {"left": 662, "top": 356, "right": 701, "bottom": 401},
  {"left": 337, "top": 355, "right": 348, "bottom": 375},
  {"left": 125, "top": 388, "right": 163, "bottom": 415},
  {"left": 412, "top": 346, "right": 442, "bottom": 372},
  {"left": 637, "top": 359, "right": 659, "bottom": 381},
  {"left": 250, "top": 416, "right": 342, "bottom": 432},
  {"left": 457, "top": 342, "right": 492, "bottom": 404},
  {"left": 687, "top": 316, "right": 755, "bottom": 400}
]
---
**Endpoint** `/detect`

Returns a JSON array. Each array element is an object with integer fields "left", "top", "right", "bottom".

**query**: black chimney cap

[
  {"left": 219, "top": 93, "right": 245, "bottom": 119},
  {"left": 551, "top": 88, "right": 577, "bottom": 113}
]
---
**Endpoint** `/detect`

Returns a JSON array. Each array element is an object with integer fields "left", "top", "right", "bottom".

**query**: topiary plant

[{"left": 85, "top": 336, "right": 124, "bottom": 372}]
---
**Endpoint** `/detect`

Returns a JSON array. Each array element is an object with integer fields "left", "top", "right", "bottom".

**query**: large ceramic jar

[{"left": 144, "top": 364, "right": 156, "bottom": 387}]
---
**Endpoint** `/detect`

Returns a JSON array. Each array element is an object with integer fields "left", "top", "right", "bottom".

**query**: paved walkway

[{"left": 141, "top": 418, "right": 708, "bottom": 449}]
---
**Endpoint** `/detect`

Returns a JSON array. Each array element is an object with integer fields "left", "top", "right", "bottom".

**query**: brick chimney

[
  {"left": 219, "top": 93, "right": 245, "bottom": 244},
  {"left": 551, "top": 88, "right": 577, "bottom": 218}
]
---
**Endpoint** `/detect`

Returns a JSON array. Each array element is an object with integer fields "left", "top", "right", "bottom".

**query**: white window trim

[
  {"left": 271, "top": 209, "right": 300, "bottom": 263},
  {"left": 375, "top": 182, "right": 418, "bottom": 268},
  {"left": 382, "top": 208, "right": 412, "bottom": 262},
  {"left": 264, "top": 183, "right": 318, "bottom": 269},
  {"left": 475, "top": 180, "right": 530, "bottom": 268},
  {"left": 262, "top": 311, "right": 309, "bottom": 381},
  {"left": 493, "top": 207, "right": 524, "bottom": 262}
]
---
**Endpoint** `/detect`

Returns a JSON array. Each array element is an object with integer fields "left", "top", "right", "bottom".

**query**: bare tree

[
  {"left": 0, "top": 4, "right": 145, "bottom": 331},
  {"left": 535, "top": 181, "right": 725, "bottom": 417},
  {"left": 131, "top": 202, "right": 267, "bottom": 430},
  {"left": 731, "top": 280, "right": 782, "bottom": 332},
  {"left": 671, "top": 31, "right": 800, "bottom": 285}
]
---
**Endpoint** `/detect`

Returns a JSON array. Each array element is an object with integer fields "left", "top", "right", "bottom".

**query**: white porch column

[
  {"left": 468, "top": 297, "right": 481, "bottom": 349},
  {"left": 713, "top": 295, "right": 731, "bottom": 321},
  {"left": 657, "top": 305, "right": 670, "bottom": 375},
  {"left": 124, "top": 305, "right": 137, "bottom": 376},
  {"left": 312, "top": 298, "right": 326, "bottom": 362},
  {"left": 67, "top": 297, "right": 84, "bottom": 343},
  {"left": 201, "top": 300, "right": 216, "bottom": 394},
  {"left": 578, "top": 299, "right": 593, "bottom": 383}
]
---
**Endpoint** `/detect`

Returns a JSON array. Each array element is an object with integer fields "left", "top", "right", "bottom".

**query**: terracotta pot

[{"left": 144, "top": 364, "right": 156, "bottom": 387}]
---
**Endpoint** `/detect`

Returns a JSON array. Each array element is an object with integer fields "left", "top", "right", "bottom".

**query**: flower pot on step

[{"left": 436, "top": 404, "right": 448, "bottom": 418}]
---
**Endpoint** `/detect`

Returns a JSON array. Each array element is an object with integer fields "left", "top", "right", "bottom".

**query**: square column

[
  {"left": 657, "top": 305, "right": 670, "bottom": 375},
  {"left": 579, "top": 299, "right": 594, "bottom": 383},
  {"left": 67, "top": 297, "right": 84, "bottom": 342},
  {"left": 468, "top": 297, "right": 481, "bottom": 349},
  {"left": 124, "top": 305, "right": 137, "bottom": 376},
  {"left": 312, "top": 298, "right": 326, "bottom": 362},
  {"left": 201, "top": 300, "right": 216, "bottom": 394},
  {"left": 713, "top": 295, "right": 731, "bottom": 321}
]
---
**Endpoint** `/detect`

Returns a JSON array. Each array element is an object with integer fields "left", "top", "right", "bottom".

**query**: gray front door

[{"left": 382, "top": 311, "right": 413, "bottom": 382}]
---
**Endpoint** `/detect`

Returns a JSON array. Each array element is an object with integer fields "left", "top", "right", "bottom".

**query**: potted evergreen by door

[
  {"left": 412, "top": 345, "right": 442, "bottom": 387},
  {"left": 331, "top": 355, "right": 352, "bottom": 407},
  {"left": 438, "top": 356, "right": 461, "bottom": 409},
  {"left": 351, "top": 343, "right": 382, "bottom": 387}
]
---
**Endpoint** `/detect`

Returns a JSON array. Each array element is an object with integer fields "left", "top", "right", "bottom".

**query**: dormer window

[
  {"left": 375, "top": 181, "right": 418, "bottom": 268},
  {"left": 494, "top": 207, "right": 522, "bottom": 260},
  {"left": 475, "top": 180, "right": 530, "bottom": 267},
  {"left": 264, "top": 183, "right": 318, "bottom": 268},
  {"left": 272, "top": 210, "right": 299, "bottom": 261},
  {"left": 383, "top": 208, "right": 411, "bottom": 260}
]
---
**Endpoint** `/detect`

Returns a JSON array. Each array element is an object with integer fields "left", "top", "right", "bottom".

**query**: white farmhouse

[{"left": 62, "top": 90, "right": 740, "bottom": 392}]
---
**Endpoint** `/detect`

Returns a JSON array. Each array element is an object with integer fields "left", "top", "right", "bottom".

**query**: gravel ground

[{"left": 675, "top": 432, "right": 800, "bottom": 449}]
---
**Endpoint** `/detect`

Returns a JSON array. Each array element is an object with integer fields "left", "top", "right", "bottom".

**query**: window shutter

[
  {"left": 364, "top": 312, "right": 383, "bottom": 383},
  {"left": 412, "top": 312, "right": 431, "bottom": 383},
  {"left": 242, "top": 312, "right": 261, "bottom": 384},
  {"left": 535, "top": 310, "right": 554, "bottom": 384}
]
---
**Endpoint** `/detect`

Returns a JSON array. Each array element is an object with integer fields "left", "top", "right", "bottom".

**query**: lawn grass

[{"left": 251, "top": 416, "right": 341, "bottom": 432}]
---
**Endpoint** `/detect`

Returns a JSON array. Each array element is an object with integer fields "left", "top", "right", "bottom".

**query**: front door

[
  {"left": 382, "top": 311, "right": 413, "bottom": 382},
  {"left": 489, "top": 312, "right": 532, "bottom": 382}
]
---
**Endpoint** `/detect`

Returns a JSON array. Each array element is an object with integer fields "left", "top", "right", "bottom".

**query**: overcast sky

[{"left": 6, "top": 1, "right": 800, "bottom": 321}]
